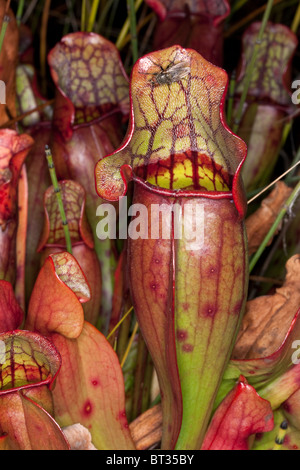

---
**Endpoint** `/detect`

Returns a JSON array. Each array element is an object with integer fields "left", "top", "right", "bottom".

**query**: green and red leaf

[
  {"left": 235, "top": 22, "right": 298, "bottom": 106},
  {"left": 16, "top": 64, "right": 53, "bottom": 128},
  {"left": 201, "top": 376, "right": 273, "bottom": 450},
  {"left": 216, "top": 307, "right": 300, "bottom": 411},
  {"left": 26, "top": 252, "right": 135, "bottom": 450},
  {"left": 48, "top": 32, "right": 129, "bottom": 138},
  {"left": 0, "top": 130, "right": 34, "bottom": 226}
]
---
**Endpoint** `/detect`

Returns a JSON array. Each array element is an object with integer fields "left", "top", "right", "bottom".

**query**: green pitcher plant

[{"left": 95, "top": 45, "right": 249, "bottom": 450}]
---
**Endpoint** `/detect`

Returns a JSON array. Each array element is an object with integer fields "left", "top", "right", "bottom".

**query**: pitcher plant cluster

[{"left": 0, "top": 0, "right": 299, "bottom": 451}]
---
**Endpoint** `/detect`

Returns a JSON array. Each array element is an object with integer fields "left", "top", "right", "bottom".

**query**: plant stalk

[
  {"left": 16, "top": 0, "right": 25, "bottom": 25},
  {"left": 45, "top": 146, "right": 73, "bottom": 255},
  {"left": 0, "top": 14, "right": 9, "bottom": 55},
  {"left": 291, "top": 1, "right": 300, "bottom": 32},
  {"left": 87, "top": 0, "right": 101, "bottom": 32}
]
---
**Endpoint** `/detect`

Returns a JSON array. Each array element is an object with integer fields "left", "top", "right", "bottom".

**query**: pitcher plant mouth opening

[{"left": 95, "top": 45, "right": 247, "bottom": 218}]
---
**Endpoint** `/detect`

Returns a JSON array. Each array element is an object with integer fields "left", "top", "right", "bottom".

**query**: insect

[{"left": 141, "top": 57, "right": 190, "bottom": 88}]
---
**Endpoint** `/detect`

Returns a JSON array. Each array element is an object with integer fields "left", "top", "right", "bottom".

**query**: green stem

[
  {"left": 45, "top": 146, "right": 73, "bottom": 255},
  {"left": 116, "top": 0, "right": 142, "bottom": 51},
  {"left": 127, "top": 0, "right": 138, "bottom": 63},
  {"left": 87, "top": 0, "right": 101, "bottom": 32},
  {"left": 233, "top": 0, "right": 274, "bottom": 133},
  {"left": 0, "top": 14, "right": 9, "bottom": 55},
  {"left": 249, "top": 179, "right": 300, "bottom": 273},
  {"left": 16, "top": 0, "right": 25, "bottom": 25},
  {"left": 291, "top": 0, "right": 300, "bottom": 32},
  {"left": 81, "top": 0, "right": 87, "bottom": 31}
]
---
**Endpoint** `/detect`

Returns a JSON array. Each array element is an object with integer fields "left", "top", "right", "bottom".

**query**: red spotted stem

[
  {"left": 232, "top": 0, "right": 275, "bottom": 133},
  {"left": 45, "top": 145, "right": 73, "bottom": 255}
]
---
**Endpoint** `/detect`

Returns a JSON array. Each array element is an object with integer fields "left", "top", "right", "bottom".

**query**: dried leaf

[
  {"left": 246, "top": 181, "right": 293, "bottom": 255},
  {"left": 233, "top": 254, "right": 300, "bottom": 360}
]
